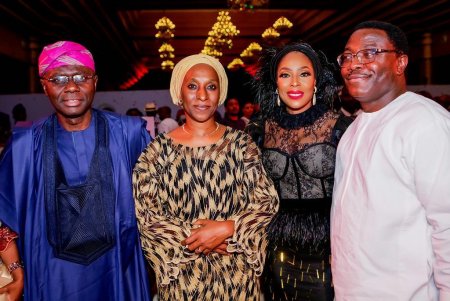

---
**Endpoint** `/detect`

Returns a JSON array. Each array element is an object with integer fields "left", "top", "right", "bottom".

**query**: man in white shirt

[
  {"left": 157, "top": 106, "right": 178, "bottom": 134},
  {"left": 331, "top": 20, "right": 450, "bottom": 300}
]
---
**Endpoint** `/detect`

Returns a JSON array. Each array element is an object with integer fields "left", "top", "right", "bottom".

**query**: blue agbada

[{"left": 0, "top": 109, "right": 152, "bottom": 301}]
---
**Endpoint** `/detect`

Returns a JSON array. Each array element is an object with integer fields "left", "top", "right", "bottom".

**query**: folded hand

[{"left": 181, "top": 219, "right": 234, "bottom": 255}]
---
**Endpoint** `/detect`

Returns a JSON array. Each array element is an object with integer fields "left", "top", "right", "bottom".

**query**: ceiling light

[
  {"left": 202, "top": 11, "right": 239, "bottom": 58},
  {"left": 158, "top": 43, "right": 175, "bottom": 59},
  {"left": 155, "top": 31, "right": 174, "bottom": 40},
  {"left": 273, "top": 17, "right": 293, "bottom": 32},
  {"left": 228, "top": 58, "right": 245, "bottom": 70},
  {"left": 155, "top": 17, "right": 176, "bottom": 70},
  {"left": 155, "top": 17, "right": 175, "bottom": 31},
  {"left": 246, "top": 42, "right": 262, "bottom": 54},
  {"left": 161, "top": 60, "right": 174, "bottom": 70},
  {"left": 262, "top": 27, "right": 280, "bottom": 40},
  {"left": 201, "top": 47, "right": 223, "bottom": 58}
]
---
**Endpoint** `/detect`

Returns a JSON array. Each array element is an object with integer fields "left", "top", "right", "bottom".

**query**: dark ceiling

[{"left": 0, "top": 0, "right": 449, "bottom": 94}]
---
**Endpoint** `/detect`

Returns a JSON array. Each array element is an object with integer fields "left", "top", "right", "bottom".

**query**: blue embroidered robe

[{"left": 0, "top": 109, "right": 152, "bottom": 301}]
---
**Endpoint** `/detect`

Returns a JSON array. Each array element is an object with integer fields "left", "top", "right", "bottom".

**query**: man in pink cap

[{"left": 0, "top": 41, "right": 152, "bottom": 301}]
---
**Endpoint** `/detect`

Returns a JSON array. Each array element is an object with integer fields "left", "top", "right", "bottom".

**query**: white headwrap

[{"left": 169, "top": 54, "right": 228, "bottom": 105}]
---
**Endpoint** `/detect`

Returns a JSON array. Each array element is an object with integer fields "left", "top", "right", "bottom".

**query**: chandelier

[
  {"left": 211, "top": 12, "right": 239, "bottom": 38},
  {"left": 228, "top": 16, "right": 290, "bottom": 77},
  {"left": 155, "top": 17, "right": 175, "bottom": 40},
  {"left": 262, "top": 27, "right": 280, "bottom": 42},
  {"left": 155, "top": 17, "right": 175, "bottom": 31},
  {"left": 240, "top": 49, "right": 253, "bottom": 61},
  {"left": 155, "top": 17, "right": 176, "bottom": 70},
  {"left": 227, "top": 58, "right": 245, "bottom": 70},
  {"left": 202, "top": 11, "right": 239, "bottom": 58},
  {"left": 240, "top": 42, "right": 262, "bottom": 63},
  {"left": 158, "top": 43, "right": 175, "bottom": 59},
  {"left": 246, "top": 42, "right": 262, "bottom": 54},
  {"left": 273, "top": 17, "right": 293, "bottom": 32},
  {"left": 228, "top": 0, "right": 269, "bottom": 11},
  {"left": 155, "top": 31, "right": 174, "bottom": 40},
  {"left": 201, "top": 47, "right": 223, "bottom": 58},
  {"left": 161, "top": 60, "right": 174, "bottom": 70}
]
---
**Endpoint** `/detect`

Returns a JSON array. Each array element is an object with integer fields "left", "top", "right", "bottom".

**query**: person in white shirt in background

[
  {"left": 331, "top": 20, "right": 450, "bottom": 301},
  {"left": 156, "top": 106, "right": 178, "bottom": 134},
  {"left": 143, "top": 102, "right": 157, "bottom": 138}
]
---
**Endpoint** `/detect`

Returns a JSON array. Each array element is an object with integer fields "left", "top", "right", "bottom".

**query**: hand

[
  {"left": 0, "top": 268, "right": 24, "bottom": 301},
  {"left": 181, "top": 219, "right": 234, "bottom": 255},
  {"left": 212, "top": 242, "right": 229, "bottom": 256}
]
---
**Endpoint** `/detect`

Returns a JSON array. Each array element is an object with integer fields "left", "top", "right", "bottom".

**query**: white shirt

[
  {"left": 331, "top": 92, "right": 450, "bottom": 301},
  {"left": 241, "top": 116, "right": 250, "bottom": 126},
  {"left": 142, "top": 116, "right": 156, "bottom": 138},
  {"left": 157, "top": 117, "right": 178, "bottom": 134}
]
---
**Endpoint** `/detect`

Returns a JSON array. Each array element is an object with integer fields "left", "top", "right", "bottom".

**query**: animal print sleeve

[
  {"left": 133, "top": 141, "right": 196, "bottom": 286},
  {"left": 226, "top": 135, "right": 279, "bottom": 275}
]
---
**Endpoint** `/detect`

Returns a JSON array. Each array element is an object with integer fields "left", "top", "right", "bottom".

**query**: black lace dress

[{"left": 246, "top": 104, "right": 351, "bottom": 301}]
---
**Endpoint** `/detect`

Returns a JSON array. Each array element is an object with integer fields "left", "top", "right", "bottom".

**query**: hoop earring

[
  {"left": 276, "top": 89, "right": 281, "bottom": 106},
  {"left": 312, "top": 86, "right": 317, "bottom": 105}
]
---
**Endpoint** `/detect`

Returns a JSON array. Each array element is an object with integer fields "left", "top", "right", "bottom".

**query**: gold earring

[{"left": 312, "top": 86, "right": 317, "bottom": 105}]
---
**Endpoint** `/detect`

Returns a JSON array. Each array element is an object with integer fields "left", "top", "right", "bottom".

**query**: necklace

[{"left": 182, "top": 122, "right": 220, "bottom": 137}]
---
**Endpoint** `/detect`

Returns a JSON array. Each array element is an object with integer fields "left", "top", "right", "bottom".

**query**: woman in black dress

[{"left": 246, "top": 42, "right": 352, "bottom": 301}]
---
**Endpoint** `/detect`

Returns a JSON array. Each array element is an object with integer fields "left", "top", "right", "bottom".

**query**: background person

[
  {"left": 133, "top": 54, "right": 279, "bottom": 301},
  {"left": 156, "top": 106, "right": 178, "bottom": 134},
  {"left": 126, "top": 107, "right": 144, "bottom": 117},
  {"left": 240, "top": 100, "right": 255, "bottom": 126},
  {"left": 143, "top": 102, "right": 158, "bottom": 138},
  {"left": 222, "top": 97, "right": 246, "bottom": 130},
  {"left": 331, "top": 20, "right": 450, "bottom": 300},
  {"left": 175, "top": 108, "right": 186, "bottom": 125},
  {"left": 11, "top": 104, "right": 32, "bottom": 128}
]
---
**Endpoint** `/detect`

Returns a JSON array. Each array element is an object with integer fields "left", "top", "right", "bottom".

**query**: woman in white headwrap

[{"left": 133, "top": 54, "right": 279, "bottom": 301}]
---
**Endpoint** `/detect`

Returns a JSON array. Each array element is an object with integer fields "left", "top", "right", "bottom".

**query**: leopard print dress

[{"left": 133, "top": 127, "right": 279, "bottom": 301}]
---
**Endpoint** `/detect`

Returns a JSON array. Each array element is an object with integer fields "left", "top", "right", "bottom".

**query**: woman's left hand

[{"left": 181, "top": 219, "right": 234, "bottom": 255}]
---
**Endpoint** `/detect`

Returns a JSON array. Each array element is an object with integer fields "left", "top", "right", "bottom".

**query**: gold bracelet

[{"left": 7, "top": 261, "right": 23, "bottom": 273}]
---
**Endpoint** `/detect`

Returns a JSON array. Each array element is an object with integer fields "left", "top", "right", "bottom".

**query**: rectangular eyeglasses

[
  {"left": 337, "top": 48, "right": 402, "bottom": 67},
  {"left": 41, "top": 74, "right": 96, "bottom": 86}
]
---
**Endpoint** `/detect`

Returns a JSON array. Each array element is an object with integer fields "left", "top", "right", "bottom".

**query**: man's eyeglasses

[
  {"left": 337, "top": 48, "right": 402, "bottom": 67},
  {"left": 41, "top": 74, "right": 96, "bottom": 86}
]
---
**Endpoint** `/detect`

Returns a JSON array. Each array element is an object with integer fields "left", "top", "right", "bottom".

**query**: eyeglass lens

[
  {"left": 338, "top": 49, "right": 376, "bottom": 67},
  {"left": 49, "top": 74, "right": 93, "bottom": 85}
]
